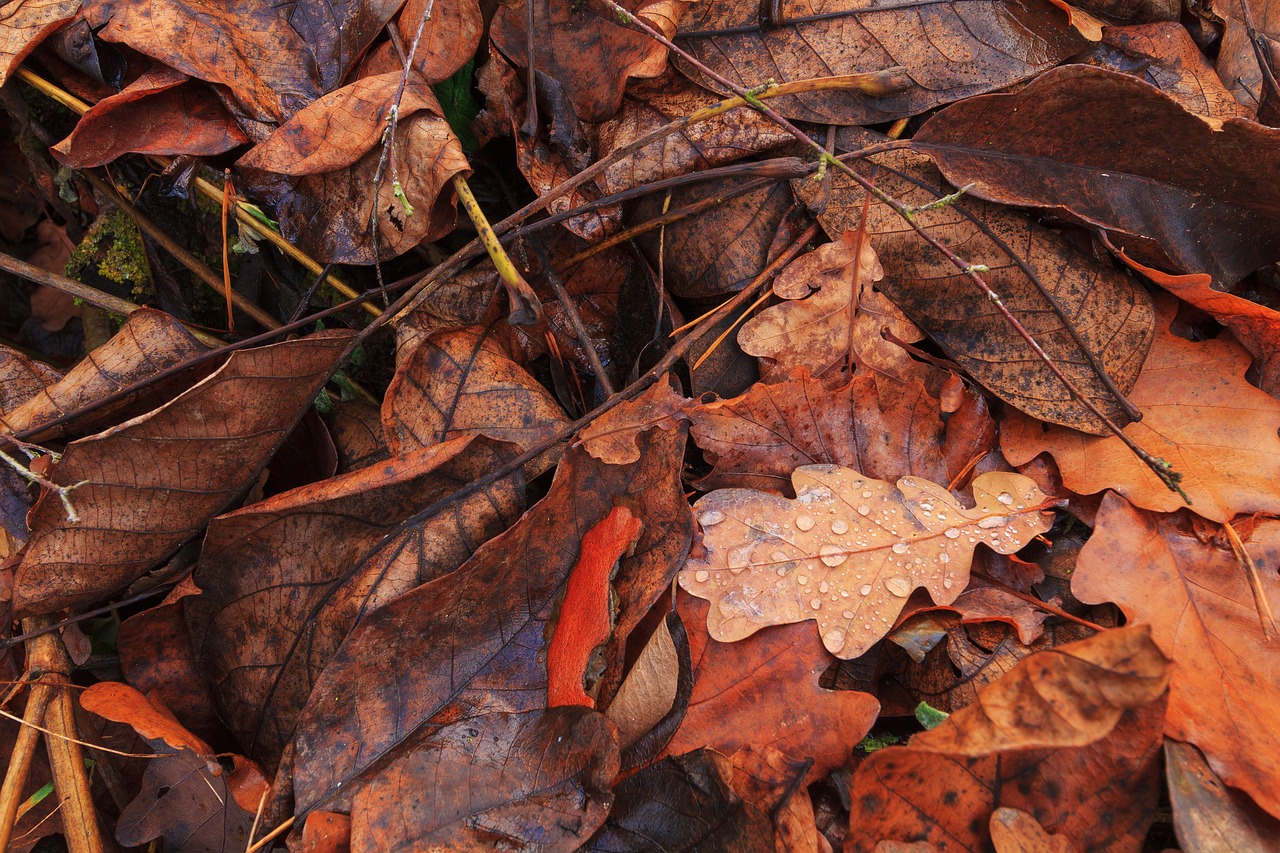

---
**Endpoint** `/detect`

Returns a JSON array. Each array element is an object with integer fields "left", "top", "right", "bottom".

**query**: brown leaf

[
  {"left": 665, "top": 595, "right": 880, "bottom": 783},
  {"left": 847, "top": 626, "right": 1169, "bottom": 852},
  {"left": 384, "top": 325, "right": 570, "bottom": 473},
  {"left": 80, "top": 682, "right": 217, "bottom": 767},
  {"left": 118, "top": 600, "right": 221, "bottom": 739},
  {"left": 913, "top": 65, "right": 1280, "bottom": 285},
  {"left": 988, "top": 808, "right": 1076, "bottom": 853},
  {"left": 12, "top": 330, "right": 352, "bottom": 616},
  {"left": 290, "top": 0, "right": 406, "bottom": 95},
  {"left": 4, "top": 307, "right": 208, "bottom": 442},
  {"left": 1164, "top": 740, "right": 1280, "bottom": 852},
  {"left": 242, "top": 104, "right": 469, "bottom": 264},
  {"left": 730, "top": 746, "right": 823, "bottom": 853},
  {"left": 52, "top": 66, "right": 248, "bottom": 168},
  {"left": 1215, "top": 0, "right": 1280, "bottom": 124},
  {"left": 115, "top": 749, "right": 256, "bottom": 853},
  {"left": 321, "top": 400, "right": 391, "bottom": 474},
  {"left": 681, "top": 467, "right": 1056, "bottom": 658},
  {"left": 490, "top": 0, "right": 688, "bottom": 123},
  {"left": 349, "top": 708, "right": 618, "bottom": 851},
  {"left": 1001, "top": 297, "right": 1280, "bottom": 522},
  {"left": 798, "top": 143, "right": 1154, "bottom": 434},
  {"left": 738, "top": 230, "right": 926, "bottom": 383},
  {"left": 574, "top": 378, "right": 688, "bottom": 465},
  {"left": 0, "top": 345, "right": 59, "bottom": 424},
  {"left": 288, "top": 425, "right": 688, "bottom": 815},
  {"left": 0, "top": 0, "right": 79, "bottom": 87},
  {"left": 595, "top": 70, "right": 793, "bottom": 196},
  {"left": 674, "top": 0, "right": 1086, "bottom": 124},
  {"left": 395, "top": 0, "right": 482, "bottom": 85},
  {"left": 605, "top": 611, "right": 685, "bottom": 750},
  {"left": 688, "top": 367, "right": 947, "bottom": 494},
  {"left": 1077, "top": 22, "right": 1254, "bottom": 120},
  {"left": 300, "top": 812, "right": 352, "bottom": 853},
  {"left": 185, "top": 437, "right": 523, "bottom": 769},
  {"left": 238, "top": 72, "right": 442, "bottom": 175},
  {"left": 94, "top": 0, "right": 320, "bottom": 124},
  {"left": 1075, "top": 493, "right": 1280, "bottom": 818}
]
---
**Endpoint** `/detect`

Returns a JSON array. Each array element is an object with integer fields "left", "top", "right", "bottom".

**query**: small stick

[
  {"left": 452, "top": 174, "right": 541, "bottom": 325},
  {"left": 1223, "top": 520, "right": 1278, "bottom": 641}
]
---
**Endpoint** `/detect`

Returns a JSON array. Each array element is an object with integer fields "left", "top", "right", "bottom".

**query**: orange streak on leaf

[{"left": 547, "top": 505, "right": 643, "bottom": 708}]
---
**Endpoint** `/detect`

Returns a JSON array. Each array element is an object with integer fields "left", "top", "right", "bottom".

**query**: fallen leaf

[
  {"left": 384, "top": 325, "right": 570, "bottom": 473},
  {"left": 185, "top": 437, "right": 523, "bottom": 769},
  {"left": 1164, "top": 739, "right": 1280, "bottom": 853},
  {"left": 0, "top": 345, "right": 60, "bottom": 425},
  {"left": 847, "top": 626, "right": 1169, "bottom": 852},
  {"left": 673, "top": 0, "right": 1085, "bottom": 124},
  {"left": 1215, "top": 0, "right": 1280, "bottom": 124},
  {"left": 574, "top": 378, "right": 688, "bottom": 465},
  {"left": 300, "top": 811, "right": 352, "bottom": 853},
  {"left": 605, "top": 611, "right": 687, "bottom": 751},
  {"left": 394, "top": 0, "right": 482, "bottom": 85},
  {"left": 547, "top": 505, "right": 644, "bottom": 707},
  {"left": 288, "top": 425, "right": 687, "bottom": 815},
  {"left": 117, "top": 600, "right": 221, "bottom": 739},
  {"left": 349, "top": 708, "right": 618, "bottom": 852},
  {"left": 681, "top": 467, "right": 1056, "bottom": 658},
  {"left": 1001, "top": 297, "right": 1280, "bottom": 522},
  {"left": 290, "top": 0, "right": 405, "bottom": 95},
  {"left": 730, "top": 746, "right": 823, "bottom": 853},
  {"left": 585, "top": 749, "right": 770, "bottom": 852},
  {"left": 12, "top": 329, "right": 352, "bottom": 616},
  {"left": 1074, "top": 493, "right": 1280, "bottom": 818},
  {"left": 797, "top": 142, "right": 1154, "bottom": 434},
  {"left": 738, "top": 229, "right": 926, "bottom": 382},
  {"left": 688, "top": 367, "right": 947, "bottom": 494},
  {"left": 664, "top": 595, "right": 880, "bottom": 783},
  {"left": 320, "top": 400, "right": 390, "bottom": 474},
  {"left": 989, "top": 808, "right": 1076, "bottom": 853},
  {"left": 490, "top": 0, "right": 688, "bottom": 123},
  {"left": 115, "top": 749, "right": 256, "bottom": 853},
  {"left": 80, "top": 682, "right": 218, "bottom": 773},
  {"left": 0, "top": 0, "right": 80, "bottom": 87},
  {"left": 913, "top": 64, "right": 1280, "bottom": 285},
  {"left": 52, "top": 65, "right": 249, "bottom": 167}
]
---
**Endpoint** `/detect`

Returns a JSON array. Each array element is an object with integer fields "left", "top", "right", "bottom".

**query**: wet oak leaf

[
  {"left": 186, "top": 437, "right": 523, "bottom": 769},
  {"left": 847, "top": 627, "right": 1169, "bottom": 852},
  {"left": 797, "top": 143, "right": 1155, "bottom": 434},
  {"left": 913, "top": 64, "right": 1280, "bottom": 286},
  {"left": 739, "top": 229, "right": 926, "bottom": 383},
  {"left": 688, "top": 367, "right": 947, "bottom": 494},
  {"left": 674, "top": 0, "right": 1087, "bottom": 125},
  {"left": 680, "top": 467, "right": 1056, "bottom": 659},
  {"left": 384, "top": 325, "right": 570, "bottom": 473},
  {"left": 52, "top": 66, "right": 249, "bottom": 168},
  {"left": 1001, "top": 298, "right": 1280, "bottom": 522},
  {"left": 288, "top": 426, "right": 688, "bottom": 815},
  {"left": 574, "top": 378, "right": 689, "bottom": 465},
  {"left": 0, "top": 0, "right": 80, "bottom": 87},
  {"left": 12, "top": 330, "right": 352, "bottom": 616},
  {"left": 1075, "top": 494, "right": 1280, "bottom": 819},
  {"left": 350, "top": 708, "right": 618, "bottom": 851},
  {"left": 665, "top": 595, "right": 880, "bottom": 783}
]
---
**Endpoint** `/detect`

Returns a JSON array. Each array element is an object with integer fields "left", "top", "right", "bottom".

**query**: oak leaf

[
  {"left": 681, "top": 467, "right": 1056, "bottom": 658},
  {"left": 1001, "top": 298, "right": 1280, "bottom": 522}
]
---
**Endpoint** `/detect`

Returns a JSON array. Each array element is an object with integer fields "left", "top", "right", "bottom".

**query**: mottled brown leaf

[
  {"left": 688, "top": 367, "right": 946, "bottom": 494},
  {"left": 1075, "top": 494, "right": 1280, "bottom": 818},
  {"left": 0, "top": 345, "right": 59, "bottom": 425},
  {"left": 186, "top": 437, "right": 522, "bottom": 769},
  {"left": 289, "top": 426, "right": 688, "bottom": 815},
  {"left": 1165, "top": 740, "right": 1280, "bottom": 852},
  {"left": 574, "top": 378, "right": 688, "bottom": 465},
  {"left": 800, "top": 144, "right": 1154, "bottom": 433},
  {"left": 349, "top": 708, "right": 618, "bottom": 851},
  {"left": 914, "top": 65, "right": 1280, "bottom": 285},
  {"left": 674, "top": 0, "right": 1086, "bottom": 124},
  {"left": 115, "top": 749, "right": 256, "bottom": 853},
  {"left": 0, "top": 0, "right": 79, "bottom": 87},
  {"left": 681, "top": 467, "right": 1055, "bottom": 658},
  {"left": 13, "top": 330, "right": 351, "bottom": 616},
  {"left": 52, "top": 66, "right": 249, "bottom": 168},
  {"left": 395, "top": 0, "right": 482, "bottom": 85},
  {"left": 988, "top": 808, "right": 1075, "bottom": 853}
]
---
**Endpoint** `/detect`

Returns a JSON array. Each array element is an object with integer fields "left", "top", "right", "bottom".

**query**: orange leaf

[
  {"left": 547, "top": 505, "right": 644, "bottom": 708},
  {"left": 1002, "top": 296, "right": 1280, "bottom": 522},
  {"left": 79, "top": 682, "right": 216, "bottom": 768}
]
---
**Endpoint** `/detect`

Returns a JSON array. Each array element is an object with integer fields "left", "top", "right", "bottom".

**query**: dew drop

[
  {"left": 997, "top": 492, "right": 1014, "bottom": 505},
  {"left": 884, "top": 576, "right": 911, "bottom": 597},
  {"left": 859, "top": 584, "right": 873, "bottom": 596},
  {"left": 978, "top": 515, "right": 1006, "bottom": 529},
  {"left": 843, "top": 609, "right": 854, "bottom": 619},
  {"left": 825, "top": 629, "right": 845, "bottom": 648},
  {"left": 861, "top": 489, "right": 873, "bottom": 499},
  {"left": 892, "top": 541, "right": 909, "bottom": 554},
  {"left": 771, "top": 550, "right": 789, "bottom": 563},
  {"left": 819, "top": 544, "right": 848, "bottom": 566},
  {"left": 902, "top": 477, "right": 917, "bottom": 487},
  {"left": 797, "top": 575, "right": 809, "bottom": 586},
  {"left": 699, "top": 509, "right": 726, "bottom": 527},
  {"left": 819, "top": 580, "right": 830, "bottom": 593},
  {"left": 939, "top": 553, "right": 951, "bottom": 564},
  {"left": 943, "top": 578, "right": 954, "bottom": 589},
  {"left": 694, "top": 570, "right": 709, "bottom": 583},
  {"left": 919, "top": 502, "right": 933, "bottom": 512},
  {"left": 810, "top": 597, "right": 822, "bottom": 610},
  {"left": 944, "top": 528, "right": 961, "bottom": 539},
  {"left": 831, "top": 519, "right": 850, "bottom": 534},
  {"left": 795, "top": 514, "right": 816, "bottom": 531},
  {"left": 857, "top": 505, "right": 871, "bottom": 516}
]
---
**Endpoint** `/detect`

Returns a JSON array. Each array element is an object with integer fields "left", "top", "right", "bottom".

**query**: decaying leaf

[
  {"left": 681, "top": 466, "right": 1056, "bottom": 658},
  {"left": 1164, "top": 740, "right": 1280, "bottom": 852},
  {"left": 0, "top": 0, "right": 80, "bottom": 87}
]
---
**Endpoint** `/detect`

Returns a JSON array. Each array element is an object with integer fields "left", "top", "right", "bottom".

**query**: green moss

[{"left": 66, "top": 211, "right": 153, "bottom": 301}]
